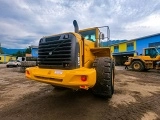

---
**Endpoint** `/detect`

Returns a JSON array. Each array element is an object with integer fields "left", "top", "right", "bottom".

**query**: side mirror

[
  {"left": 101, "top": 33, "right": 105, "bottom": 40},
  {"left": 99, "top": 32, "right": 105, "bottom": 40}
]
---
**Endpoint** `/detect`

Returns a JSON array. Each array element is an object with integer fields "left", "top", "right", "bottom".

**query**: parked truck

[{"left": 20, "top": 57, "right": 37, "bottom": 72}]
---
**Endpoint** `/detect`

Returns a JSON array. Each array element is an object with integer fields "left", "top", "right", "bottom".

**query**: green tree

[
  {"left": 16, "top": 51, "right": 23, "bottom": 57},
  {"left": 11, "top": 46, "right": 31, "bottom": 57},
  {"left": 0, "top": 43, "right": 4, "bottom": 54},
  {"left": 0, "top": 47, "right": 4, "bottom": 54},
  {"left": 25, "top": 46, "right": 31, "bottom": 54}
]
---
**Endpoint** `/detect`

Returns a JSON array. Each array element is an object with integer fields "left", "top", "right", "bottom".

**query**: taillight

[{"left": 81, "top": 75, "right": 87, "bottom": 81}]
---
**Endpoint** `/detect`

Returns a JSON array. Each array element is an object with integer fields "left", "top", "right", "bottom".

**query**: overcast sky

[{"left": 0, "top": 0, "right": 160, "bottom": 48}]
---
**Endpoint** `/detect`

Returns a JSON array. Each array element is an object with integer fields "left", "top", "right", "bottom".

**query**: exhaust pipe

[
  {"left": 73, "top": 20, "right": 79, "bottom": 33},
  {"left": 73, "top": 20, "right": 84, "bottom": 66}
]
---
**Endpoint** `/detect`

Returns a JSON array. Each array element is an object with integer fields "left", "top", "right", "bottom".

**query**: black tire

[
  {"left": 20, "top": 67, "right": 26, "bottom": 73},
  {"left": 131, "top": 61, "right": 144, "bottom": 71},
  {"left": 92, "top": 57, "right": 115, "bottom": 98},
  {"left": 143, "top": 68, "right": 150, "bottom": 72}
]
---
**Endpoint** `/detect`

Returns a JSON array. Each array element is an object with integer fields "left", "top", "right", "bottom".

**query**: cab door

[{"left": 144, "top": 48, "right": 158, "bottom": 58}]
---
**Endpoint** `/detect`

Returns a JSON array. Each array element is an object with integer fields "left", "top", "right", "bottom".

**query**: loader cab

[
  {"left": 79, "top": 26, "right": 110, "bottom": 47},
  {"left": 80, "top": 28, "right": 96, "bottom": 42},
  {"left": 144, "top": 47, "right": 160, "bottom": 58}
]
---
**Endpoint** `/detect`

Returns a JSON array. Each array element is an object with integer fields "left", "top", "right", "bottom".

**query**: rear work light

[
  {"left": 26, "top": 70, "right": 30, "bottom": 75},
  {"left": 80, "top": 85, "right": 89, "bottom": 90},
  {"left": 81, "top": 75, "right": 87, "bottom": 81}
]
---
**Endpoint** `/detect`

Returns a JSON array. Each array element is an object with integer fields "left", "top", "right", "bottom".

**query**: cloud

[{"left": 0, "top": 0, "right": 160, "bottom": 48}]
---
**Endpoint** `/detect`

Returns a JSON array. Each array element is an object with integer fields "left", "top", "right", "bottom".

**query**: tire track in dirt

[{"left": 0, "top": 66, "right": 160, "bottom": 120}]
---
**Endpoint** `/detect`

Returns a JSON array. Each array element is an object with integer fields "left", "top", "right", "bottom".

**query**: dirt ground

[{"left": 0, "top": 64, "right": 160, "bottom": 120}]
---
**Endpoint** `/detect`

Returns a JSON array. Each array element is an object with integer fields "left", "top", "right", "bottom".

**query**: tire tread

[{"left": 92, "top": 57, "right": 114, "bottom": 98}]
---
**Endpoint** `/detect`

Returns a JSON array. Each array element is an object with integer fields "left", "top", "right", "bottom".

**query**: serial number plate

[{"left": 54, "top": 70, "right": 63, "bottom": 74}]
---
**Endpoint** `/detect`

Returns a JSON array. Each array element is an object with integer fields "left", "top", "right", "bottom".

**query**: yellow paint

[
  {"left": 110, "top": 43, "right": 127, "bottom": 52},
  {"left": 26, "top": 67, "right": 96, "bottom": 90},
  {"left": 26, "top": 27, "right": 114, "bottom": 89},
  {"left": 6, "top": 56, "right": 10, "bottom": 62},
  {"left": 110, "top": 40, "right": 136, "bottom": 53},
  {"left": 111, "top": 46, "right": 114, "bottom": 53},
  {"left": 134, "top": 53, "right": 137, "bottom": 56},
  {"left": 119, "top": 43, "right": 127, "bottom": 52},
  {"left": 125, "top": 55, "right": 160, "bottom": 69},
  {"left": 134, "top": 40, "right": 136, "bottom": 50},
  {"left": 0, "top": 55, "right": 4, "bottom": 62},
  {"left": 0, "top": 55, "right": 16, "bottom": 63}
]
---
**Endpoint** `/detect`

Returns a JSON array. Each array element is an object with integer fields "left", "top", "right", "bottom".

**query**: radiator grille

[{"left": 38, "top": 34, "right": 79, "bottom": 69}]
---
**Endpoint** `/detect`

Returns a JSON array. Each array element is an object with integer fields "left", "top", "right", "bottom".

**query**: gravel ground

[{"left": 0, "top": 64, "right": 160, "bottom": 120}]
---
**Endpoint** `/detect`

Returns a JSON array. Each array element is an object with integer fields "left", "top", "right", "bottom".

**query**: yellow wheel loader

[
  {"left": 125, "top": 47, "right": 160, "bottom": 71},
  {"left": 26, "top": 20, "right": 115, "bottom": 98}
]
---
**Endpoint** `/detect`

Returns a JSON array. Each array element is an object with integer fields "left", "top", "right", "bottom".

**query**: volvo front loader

[
  {"left": 26, "top": 20, "right": 115, "bottom": 98},
  {"left": 125, "top": 47, "right": 160, "bottom": 71}
]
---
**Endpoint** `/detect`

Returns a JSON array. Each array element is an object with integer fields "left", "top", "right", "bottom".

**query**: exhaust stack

[{"left": 73, "top": 20, "right": 79, "bottom": 33}]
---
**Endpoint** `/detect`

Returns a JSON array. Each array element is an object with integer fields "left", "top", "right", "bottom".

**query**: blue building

[
  {"left": 136, "top": 33, "right": 160, "bottom": 55},
  {"left": 30, "top": 46, "right": 38, "bottom": 57},
  {"left": 110, "top": 33, "right": 160, "bottom": 65}
]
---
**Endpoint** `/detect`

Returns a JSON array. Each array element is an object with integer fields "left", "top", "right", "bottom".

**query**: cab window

[
  {"left": 157, "top": 48, "right": 160, "bottom": 53},
  {"left": 80, "top": 29, "right": 96, "bottom": 42},
  {"left": 145, "top": 48, "right": 158, "bottom": 58}
]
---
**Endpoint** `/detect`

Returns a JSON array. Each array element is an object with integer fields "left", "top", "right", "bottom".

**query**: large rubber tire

[
  {"left": 131, "top": 61, "right": 144, "bottom": 72},
  {"left": 92, "top": 57, "right": 115, "bottom": 98},
  {"left": 19, "top": 67, "right": 26, "bottom": 73}
]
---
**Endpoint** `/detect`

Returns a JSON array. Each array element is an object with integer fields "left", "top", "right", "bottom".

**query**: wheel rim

[{"left": 133, "top": 63, "right": 140, "bottom": 70}]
